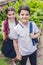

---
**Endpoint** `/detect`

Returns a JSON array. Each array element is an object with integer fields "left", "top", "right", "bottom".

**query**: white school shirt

[
  {"left": 2, "top": 20, "right": 16, "bottom": 40},
  {"left": 13, "top": 21, "right": 40, "bottom": 56}
]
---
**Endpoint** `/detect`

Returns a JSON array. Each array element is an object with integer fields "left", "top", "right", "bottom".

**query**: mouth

[
  {"left": 22, "top": 18, "right": 27, "bottom": 20},
  {"left": 22, "top": 19, "right": 27, "bottom": 21}
]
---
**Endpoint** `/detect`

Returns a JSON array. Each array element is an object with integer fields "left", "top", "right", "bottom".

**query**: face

[
  {"left": 19, "top": 10, "right": 30, "bottom": 24},
  {"left": 7, "top": 10, "right": 16, "bottom": 21}
]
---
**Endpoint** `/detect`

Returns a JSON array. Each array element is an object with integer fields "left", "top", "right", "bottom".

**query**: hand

[
  {"left": 29, "top": 33, "right": 35, "bottom": 39},
  {"left": 3, "top": 35, "right": 8, "bottom": 40},
  {"left": 15, "top": 53, "right": 22, "bottom": 61}
]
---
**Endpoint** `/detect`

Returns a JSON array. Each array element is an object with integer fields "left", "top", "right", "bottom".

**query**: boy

[{"left": 13, "top": 6, "right": 40, "bottom": 65}]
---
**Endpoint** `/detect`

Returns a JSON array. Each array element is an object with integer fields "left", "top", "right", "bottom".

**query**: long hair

[{"left": 5, "top": 6, "right": 18, "bottom": 37}]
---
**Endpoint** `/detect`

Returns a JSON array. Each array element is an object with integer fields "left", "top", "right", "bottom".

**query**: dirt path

[
  {"left": 0, "top": 33, "right": 43, "bottom": 65},
  {"left": 37, "top": 33, "right": 43, "bottom": 65},
  {"left": 26, "top": 33, "right": 43, "bottom": 65}
]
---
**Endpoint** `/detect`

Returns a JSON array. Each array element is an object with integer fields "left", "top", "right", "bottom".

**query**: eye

[
  {"left": 8, "top": 14, "right": 11, "bottom": 16},
  {"left": 12, "top": 13, "right": 15, "bottom": 15},
  {"left": 8, "top": 13, "right": 15, "bottom": 16},
  {"left": 26, "top": 14, "right": 29, "bottom": 16},
  {"left": 21, "top": 14, "right": 24, "bottom": 16}
]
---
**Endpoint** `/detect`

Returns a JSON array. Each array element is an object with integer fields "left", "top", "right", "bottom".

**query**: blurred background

[{"left": 0, "top": 0, "right": 43, "bottom": 65}]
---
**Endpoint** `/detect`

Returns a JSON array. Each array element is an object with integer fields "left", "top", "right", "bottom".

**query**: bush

[
  {"left": 0, "top": 0, "right": 43, "bottom": 41},
  {"left": 0, "top": 0, "right": 43, "bottom": 25}
]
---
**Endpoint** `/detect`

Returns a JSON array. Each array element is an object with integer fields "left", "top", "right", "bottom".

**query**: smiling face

[
  {"left": 7, "top": 10, "right": 16, "bottom": 21},
  {"left": 19, "top": 10, "right": 30, "bottom": 25}
]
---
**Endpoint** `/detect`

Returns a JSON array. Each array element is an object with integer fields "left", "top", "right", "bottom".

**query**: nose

[{"left": 23, "top": 15, "right": 27, "bottom": 17}]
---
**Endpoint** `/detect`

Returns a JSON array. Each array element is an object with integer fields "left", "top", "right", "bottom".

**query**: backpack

[
  {"left": 19, "top": 22, "right": 39, "bottom": 46},
  {"left": 30, "top": 22, "right": 39, "bottom": 45}
]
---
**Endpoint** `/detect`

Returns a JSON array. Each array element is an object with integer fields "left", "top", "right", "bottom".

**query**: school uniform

[
  {"left": 2, "top": 20, "right": 16, "bottom": 58},
  {"left": 13, "top": 21, "right": 40, "bottom": 65}
]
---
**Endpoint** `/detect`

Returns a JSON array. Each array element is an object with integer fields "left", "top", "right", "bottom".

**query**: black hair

[
  {"left": 18, "top": 5, "right": 30, "bottom": 14},
  {"left": 5, "top": 6, "right": 18, "bottom": 37}
]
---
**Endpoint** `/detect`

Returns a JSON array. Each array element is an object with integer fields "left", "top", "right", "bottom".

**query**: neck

[
  {"left": 8, "top": 18, "right": 15, "bottom": 22},
  {"left": 22, "top": 22, "right": 28, "bottom": 26}
]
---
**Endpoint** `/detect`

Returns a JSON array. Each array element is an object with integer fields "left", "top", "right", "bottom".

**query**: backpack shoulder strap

[
  {"left": 3, "top": 20, "right": 7, "bottom": 32},
  {"left": 30, "top": 22, "right": 33, "bottom": 33}
]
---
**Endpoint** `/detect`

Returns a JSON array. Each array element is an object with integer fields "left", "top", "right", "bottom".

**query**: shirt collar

[{"left": 19, "top": 21, "right": 29, "bottom": 28}]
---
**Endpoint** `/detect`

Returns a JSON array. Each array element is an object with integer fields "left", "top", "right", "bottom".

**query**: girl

[
  {"left": 13, "top": 6, "right": 40, "bottom": 65},
  {"left": 1, "top": 6, "right": 18, "bottom": 65}
]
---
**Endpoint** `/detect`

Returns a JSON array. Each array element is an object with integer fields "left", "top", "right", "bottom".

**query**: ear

[
  {"left": 19, "top": 15, "right": 20, "bottom": 18},
  {"left": 18, "top": 14, "right": 20, "bottom": 18},
  {"left": 17, "top": 14, "right": 20, "bottom": 20}
]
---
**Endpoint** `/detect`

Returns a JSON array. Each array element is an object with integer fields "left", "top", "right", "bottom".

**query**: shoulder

[
  {"left": 14, "top": 23, "right": 20, "bottom": 30},
  {"left": 29, "top": 21, "right": 37, "bottom": 26},
  {"left": 32, "top": 21, "right": 36, "bottom": 25},
  {"left": 2, "top": 20, "right": 7, "bottom": 25},
  {"left": 29, "top": 21, "right": 36, "bottom": 25}
]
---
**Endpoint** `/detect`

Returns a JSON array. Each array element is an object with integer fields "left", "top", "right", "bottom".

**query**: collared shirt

[{"left": 13, "top": 21, "right": 40, "bottom": 56}]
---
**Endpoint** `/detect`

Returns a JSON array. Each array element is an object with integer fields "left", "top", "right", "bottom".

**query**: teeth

[{"left": 23, "top": 19, "right": 26, "bottom": 20}]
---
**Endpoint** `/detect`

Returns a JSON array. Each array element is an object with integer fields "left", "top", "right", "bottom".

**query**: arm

[
  {"left": 13, "top": 39, "right": 22, "bottom": 60},
  {"left": 30, "top": 32, "right": 40, "bottom": 39},
  {"left": 2, "top": 32, "right": 6, "bottom": 40},
  {"left": 34, "top": 32, "right": 40, "bottom": 38},
  {"left": 30, "top": 22, "right": 41, "bottom": 39},
  {"left": 2, "top": 31, "right": 8, "bottom": 40},
  {"left": 2, "top": 21, "right": 7, "bottom": 40},
  {"left": 13, "top": 39, "right": 19, "bottom": 55}
]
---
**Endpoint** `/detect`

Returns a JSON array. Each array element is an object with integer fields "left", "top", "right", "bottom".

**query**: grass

[
  {"left": 0, "top": 57, "right": 21, "bottom": 65},
  {"left": 0, "top": 45, "right": 2, "bottom": 51},
  {"left": 0, "top": 58, "right": 8, "bottom": 65}
]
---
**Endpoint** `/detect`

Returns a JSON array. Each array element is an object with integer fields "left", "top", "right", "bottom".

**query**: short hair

[{"left": 18, "top": 5, "right": 30, "bottom": 14}]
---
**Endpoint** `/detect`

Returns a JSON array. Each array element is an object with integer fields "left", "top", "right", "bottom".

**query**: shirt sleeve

[
  {"left": 12, "top": 28, "right": 18, "bottom": 40},
  {"left": 2, "top": 21, "right": 4, "bottom": 31},
  {"left": 33, "top": 22, "right": 40, "bottom": 33}
]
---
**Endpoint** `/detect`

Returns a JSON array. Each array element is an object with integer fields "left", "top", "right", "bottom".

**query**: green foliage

[
  {"left": 0, "top": 0, "right": 43, "bottom": 25},
  {"left": 25, "top": 0, "right": 43, "bottom": 26},
  {"left": 0, "top": 33, "right": 3, "bottom": 42},
  {"left": 0, "top": 58, "right": 8, "bottom": 65},
  {"left": 13, "top": 0, "right": 24, "bottom": 13},
  {"left": 0, "top": 0, "right": 43, "bottom": 41}
]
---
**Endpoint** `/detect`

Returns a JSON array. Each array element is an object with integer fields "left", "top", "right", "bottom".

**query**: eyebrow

[{"left": 21, "top": 13, "right": 29, "bottom": 15}]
